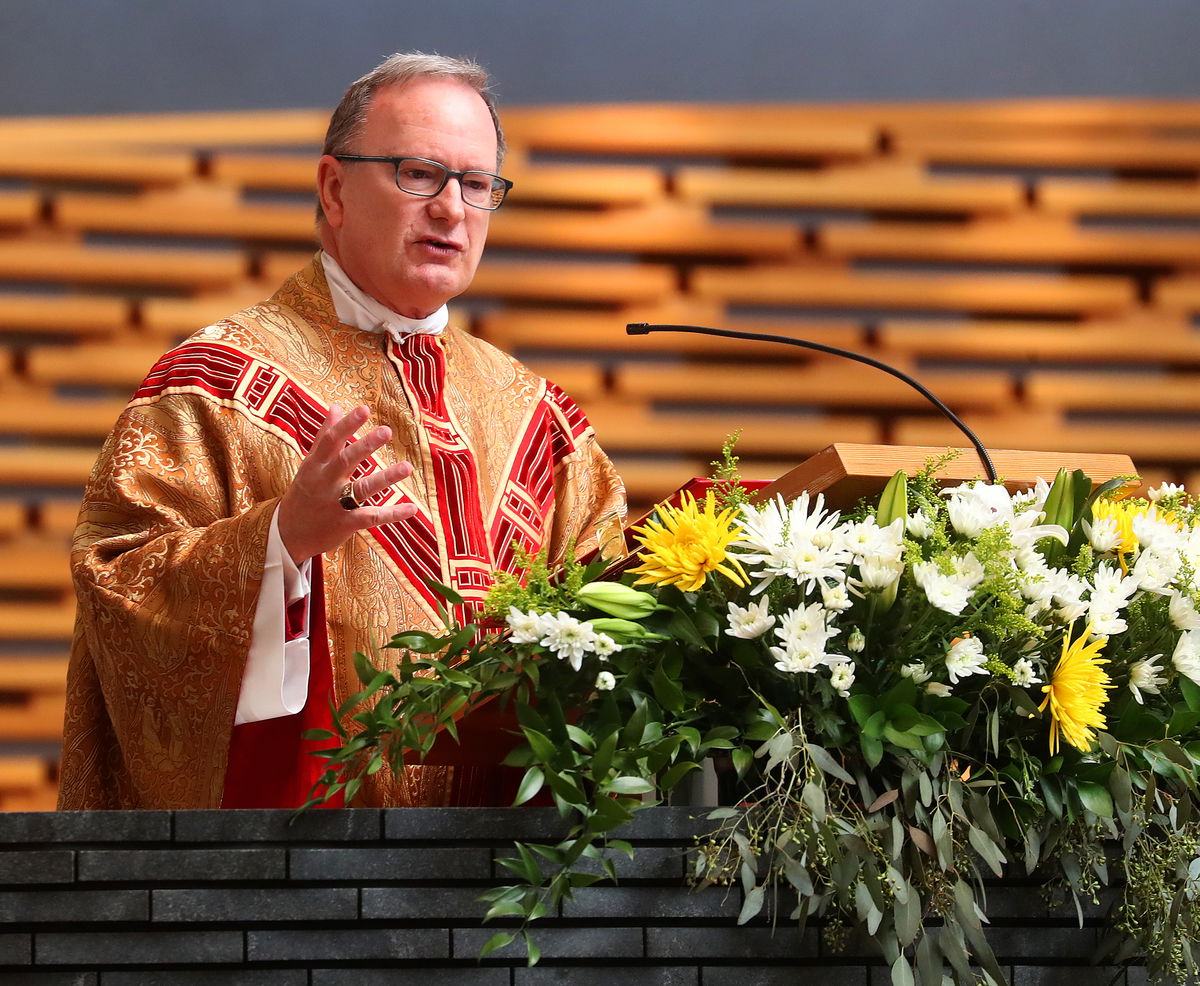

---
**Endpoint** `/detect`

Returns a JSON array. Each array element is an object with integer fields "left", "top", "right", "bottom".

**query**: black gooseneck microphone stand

[{"left": 625, "top": 322, "right": 998, "bottom": 484}]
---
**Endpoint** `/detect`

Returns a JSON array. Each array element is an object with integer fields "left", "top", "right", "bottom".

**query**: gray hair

[{"left": 317, "top": 51, "right": 505, "bottom": 223}]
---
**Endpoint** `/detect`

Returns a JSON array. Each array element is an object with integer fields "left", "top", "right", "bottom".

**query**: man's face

[{"left": 317, "top": 78, "right": 498, "bottom": 319}]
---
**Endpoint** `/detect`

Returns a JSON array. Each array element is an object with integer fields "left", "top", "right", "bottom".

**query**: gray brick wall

[{"left": 0, "top": 808, "right": 1152, "bottom": 983}]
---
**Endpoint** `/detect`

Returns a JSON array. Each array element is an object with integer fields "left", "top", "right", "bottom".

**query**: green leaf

[
  {"left": 1180, "top": 676, "right": 1200, "bottom": 713},
  {"left": 522, "top": 728, "right": 558, "bottom": 766},
  {"left": 1076, "top": 780, "right": 1114, "bottom": 818},
  {"left": 805, "top": 743, "right": 854, "bottom": 784},
  {"left": 883, "top": 725, "right": 925, "bottom": 751},
  {"left": 590, "top": 730, "right": 618, "bottom": 783},
  {"left": 651, "top": 660, "right": 686, "bottom": 712},
  {"left": 967, "top": 825, "right": 1006, "bottom": 876},
  {"left": 738, "top": 886, "right": 764, "bottom": 925},
  {"left": 916, "top": 932, "right": 942, "bottom": 986},
  {"left": 478, "top": 931, "right": 515, "bottom": 959},
  {"left": 428, "top": 579, "right": 466, "bottom": 607},
  {"left": 890, "top": 954, "right": 915, "bottom": 986},
  {"left": 513, "top": 767, "right": 545, "bottom": 806},
  {"left": 607, "top": 775, "right": 655, "bottom": 795},
  {"left": 860, "top": 735, "right": 884, "bottom": 769},
  {"left": 848, "top": 692, "right": 878, "bottom": 728}
]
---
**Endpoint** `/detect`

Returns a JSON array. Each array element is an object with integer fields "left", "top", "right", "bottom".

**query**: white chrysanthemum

[
  {"left": 774, "top": 602, "right": 840, "bottom": 649},
  {"left": 1091, "top": 563, "right": 1139, "bottom": 605},
  {"left": 1133, "top": 508, "right": 1183, "bottom": 556},
  {"left": 771, "top": 645, "right": 827, "bottom": 675},
  {"left": 1132, "top": 548, "right": 1179, "bottom": 595},
  {"left": 1052, "top": 574, "right": 1090, "bottom": 623},
  {"left": 828, "top": 660, "right": 855, "bottom": 698},
  {"left": 1084, "top": 515, "right": 1122, "bottom": 553},
  {"left": 906, "top": 510, "right": 933, "bottom": 539},
  {"left": 1087, "top": 604, "right": 1127, "bottom": 638},
  {"left": 952, "top": 552, "right": 986, "bottom": 590},
  {"left": 594, "top": 670, "right": 616, "bottom": 691},
  {"left": 507, "top": 607, "right": 545, "bottom": 644},
  {"left": 1169, "top": 591, "right": 1200, "bottom": 631},
  {"left": 537, "top": 611, "right": 597, "bottom": 671},
  {"left": 901, "top": 662, "right": 931, "bottom": 684},
  {"left": 1149, "top": 482, "right": 1185, "bottom": 503},
  {"left": 1128, "top": 655, "right": 1166, "bottom": 704},
  {"left": 926, "top": 681, "right": 952, "bottom": 698},
  {"left": 1011, "top": 477, "right": 1051, "bottom": 513},
  {"left": 725, "top": 597, "right": 776, "bottom": 640},
  {"left": 591, "top": 633, "right": 622, "bottom": 658},
  {"left": 857, "top": 556, "right": 905, "bottom": 591},
  {"left": 847, "top": 628, "right": 866, "bottom": 653},
  {"left": 736, "top": 492, "right": 845, "bottom": 594},
  {"left": 1173, "top": 630, "right": 1200, "bottom": 686},
  {"left": 821, "top": 581, "right": 853, "bottom": 612},
  {"left": 1012, "top": 658, "right": 1040, "bottom": 688},
  {"left": 913, "top": 561, "right": 973, "bottom": 615},
  {"left": 844, "top": 517, "right": 904, "bottom": 564},
  {"left": 944, "top": 636, "right": 989, "bottom": 684}
]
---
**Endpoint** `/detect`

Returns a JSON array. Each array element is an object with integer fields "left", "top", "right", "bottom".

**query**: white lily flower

[{"left": 943, "top": 482, "right": 1014, "bottom": 538}]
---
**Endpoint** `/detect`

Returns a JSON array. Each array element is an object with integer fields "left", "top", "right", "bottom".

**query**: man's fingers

[
  {"left": 311, "top": 404, "right": 370, "bottom": 464},
  {"left": 355, "top": 460, "right": 412, "bottom": 503},
  {"left": 352, "top": 502, "right": 419, "bottom": 530},
  {"left": 338, "top": 424, "right": 393, "bottom": 474}
]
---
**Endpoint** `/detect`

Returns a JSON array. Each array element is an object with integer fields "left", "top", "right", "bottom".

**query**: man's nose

[{"left": 428, "top": 177, "right": 466, "bottom": 220}]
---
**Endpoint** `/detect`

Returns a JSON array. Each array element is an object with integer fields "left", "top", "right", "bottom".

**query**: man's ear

[{"left": 316, "top": 155, "right": 345, "bottom": 227}]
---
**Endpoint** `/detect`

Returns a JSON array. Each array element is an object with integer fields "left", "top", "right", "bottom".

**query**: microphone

[{"left": 625, "top": 322, "right": 997, "bottom": 483}]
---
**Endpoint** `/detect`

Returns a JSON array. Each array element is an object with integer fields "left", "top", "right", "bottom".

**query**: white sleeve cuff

[{"left": 234, "top": 505, "right": 314, "bottom": 725}]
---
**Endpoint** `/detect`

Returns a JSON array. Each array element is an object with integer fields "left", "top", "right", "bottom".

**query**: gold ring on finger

[{"left": 339, "top": 481, "right": 361, "bottom": 511}]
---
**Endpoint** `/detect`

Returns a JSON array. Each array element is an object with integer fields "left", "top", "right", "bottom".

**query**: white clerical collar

[{"left": 320, "top": 251, "right": 447, "bottom": 340}]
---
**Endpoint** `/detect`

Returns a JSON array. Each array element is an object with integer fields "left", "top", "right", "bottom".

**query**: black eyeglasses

[{"left": 333, "top": 155, "right": 513, "bottom": 210}]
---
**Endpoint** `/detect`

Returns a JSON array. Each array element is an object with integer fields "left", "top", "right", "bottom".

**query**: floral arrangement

[{"left": 304, "top": 450, "right": 1200, "bottom": 984}]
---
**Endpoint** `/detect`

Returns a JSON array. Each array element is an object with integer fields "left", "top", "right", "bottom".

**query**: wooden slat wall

[{"left": 1, "top": 98, "right": 1199, "bottom": 807}]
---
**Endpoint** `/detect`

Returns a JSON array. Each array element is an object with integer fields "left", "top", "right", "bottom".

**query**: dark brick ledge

[{"left": 0, "top": 808, "right": 1144, "bottom": 984}]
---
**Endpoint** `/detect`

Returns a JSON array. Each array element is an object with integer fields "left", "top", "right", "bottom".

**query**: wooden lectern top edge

[{"left": 752, "top": 443, "right": 1139, "bottom": 510}]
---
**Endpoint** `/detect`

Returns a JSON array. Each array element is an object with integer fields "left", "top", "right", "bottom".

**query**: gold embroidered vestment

[{"left": 60, "top": 257, "right": 626, "bottom": 809}]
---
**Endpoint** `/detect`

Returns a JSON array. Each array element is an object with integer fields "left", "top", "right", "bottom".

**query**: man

[{"left": 58, "top": 53, "right": 626, "bottom": 810}]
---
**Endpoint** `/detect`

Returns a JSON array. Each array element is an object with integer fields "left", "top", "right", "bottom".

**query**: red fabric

[{"left": 222, "top": 560, "right": 343, "bottom": 809}]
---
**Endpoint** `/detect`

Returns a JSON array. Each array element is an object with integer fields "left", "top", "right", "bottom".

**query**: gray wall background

[{"left": 0, "top": 0, "right": 1196, "bottom": 117}]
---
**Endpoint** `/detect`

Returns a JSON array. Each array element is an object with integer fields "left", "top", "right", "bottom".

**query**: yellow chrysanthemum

[
  {"left": 628, "top": 491, "right": 747, "bottom": 592},
  {"left": 1039, "top": 625, "right": 1113, "bottom": 755}
]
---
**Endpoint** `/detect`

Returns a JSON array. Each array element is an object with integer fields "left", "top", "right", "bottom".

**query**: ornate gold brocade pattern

[{"left": 60, "top": 255, "right": 625, "bottom": 810}]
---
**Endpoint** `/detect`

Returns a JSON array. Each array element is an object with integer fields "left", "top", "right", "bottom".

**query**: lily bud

[
  {"left": 587, "top": 618, "right": 662, "bottom": 641},
  {"left": 576, "top": 582, "right": 658, "bottom": 619}
]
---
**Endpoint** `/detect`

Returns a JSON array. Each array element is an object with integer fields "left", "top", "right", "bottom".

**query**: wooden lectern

[{"left": 749, "top": 443, "right": 1139, "bottom": 512}]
